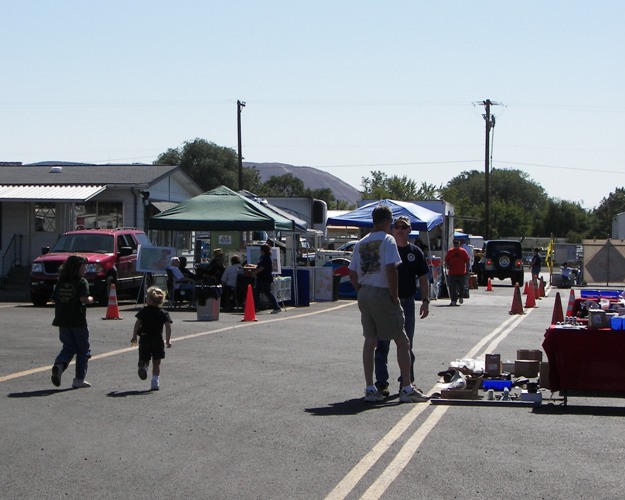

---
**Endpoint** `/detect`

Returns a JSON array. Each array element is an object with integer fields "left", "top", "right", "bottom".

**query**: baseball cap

[{"left": 394, "top": 216, "right": 411, "bottom": 227}]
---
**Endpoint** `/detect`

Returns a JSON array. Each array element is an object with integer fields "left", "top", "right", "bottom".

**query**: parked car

[
  {"left": 30, "top": 227, "right": 151, "bottom": 306},
  {"left": 476, "top": 240, "right": 524, "bottom": 286},
  {"left": 315, "top": 240, "right": 357, "bottom": 266}
]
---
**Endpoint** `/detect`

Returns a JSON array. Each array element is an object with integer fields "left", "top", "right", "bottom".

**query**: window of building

[
  {"left": 75, "top": 202, "right": 123, "bottom": 229},
  {"left": 35, "top": 203, "right": 56, "bottom": 232}
]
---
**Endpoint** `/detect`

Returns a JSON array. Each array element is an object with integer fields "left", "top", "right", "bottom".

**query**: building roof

[
  {"left": 0, "top": 163, "right": 203, "bottom": 199},
  {"left": 0, "top": 185, "right": 106, "bottom": 202},
  {"left": 0, "top": 163, "right": 185, "bottom": 187}
]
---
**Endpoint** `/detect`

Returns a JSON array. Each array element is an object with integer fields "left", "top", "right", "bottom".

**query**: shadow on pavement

[
  {"left": 8, "top": 388, "right": 74, "bottom": 397},
  {"left": 305, "top": 395, "right": 401, "bottom": 416},
  {"left": 533, "top": 404, "right": 625, "bottom": 417},
  {"left": 106, "top": 390, "right": 153, "bottom": 397}
]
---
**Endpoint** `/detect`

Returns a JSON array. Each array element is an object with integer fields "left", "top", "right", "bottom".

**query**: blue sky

[{"left": 2, "top": 1, "right": 624, "bottom": 209}]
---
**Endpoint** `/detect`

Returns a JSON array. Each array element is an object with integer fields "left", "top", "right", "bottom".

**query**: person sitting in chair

[
  {"left": 178, "top": 256, "right": 196, "bottom": 281},
  {"left": 561, "top": 262, "right": 572, "bottom": 288},
  {"left": 166, "top": 257, "right": 196, "bottom": 303},
  {"left": 221, "top": 255, "right": 243, "bottom": 311},
  {"left": 197, "top": 248, "right": 225, "bottom": 285}
]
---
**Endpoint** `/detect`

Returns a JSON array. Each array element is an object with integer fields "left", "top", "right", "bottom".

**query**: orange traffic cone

[
  {"left": 524, "top": 279, "right": 536, "bottom": 308},
  {"left": 103, "top": 283, "right": 123, "bottom": 320},
  {"left": 486, "top": 278, "right": 493, "bottom": 292},
  {"left": 509, "top": 283, "right": 525, "bottom": 315},
  {"left": 523, "top": 282, "right": 529, "bottom": 295},
  {"left": 551, "top": 292, "right": 564, "bottom": 325},
  {"left": 538, "top": 277, "right": 546, "bottom": 298},
  {"left": 565, "top": 289, "right": 576, "bottom": 317},
  {"left": 241, "top": 284, "right": 258, "bottom": 322}
]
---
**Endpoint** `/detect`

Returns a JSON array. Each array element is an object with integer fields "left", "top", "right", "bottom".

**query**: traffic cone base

[
  {"left": 103, "top": 283, "right": 123, "bottom": 320},
  {"left": 486, "top": 278, "right": 493, "bottom": 292},
  {"left": 242, "top": 284, "right": 258, "bottom": 322},
  {"left": 552, "top": 292, "right": 564, "bottom": 325},
  {"left": 509, "top": 283, "right": 525, "bottom": 315},
  {"left": 525, "top": 279, "right": 537, "bottom": 308}
]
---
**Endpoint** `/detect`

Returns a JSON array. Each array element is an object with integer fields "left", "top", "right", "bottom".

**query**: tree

[
  {"left": 542, "top": 199, "right": 590, "bottom": 242},
  {"left": 590, "top": 188, "right": 625, "bottom": 238},
  {"left": 306, "top": 187, "right": 335, "bottom": 207},
  {"left": 361, "top": 170, "right": 442, "bottom": 200},
  {"left": 259, "top": 173, "right": 306, "bottom": 197},
  {"left": 154, "top": 138, "right": 261, "bottom": 192},
  {"left": 441, "top": 169, "right": 550, "bottom": 237}
]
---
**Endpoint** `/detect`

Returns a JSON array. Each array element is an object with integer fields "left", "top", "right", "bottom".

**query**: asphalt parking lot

[{"left": 3, "top": 280, "right": 625, "bottom": 499}]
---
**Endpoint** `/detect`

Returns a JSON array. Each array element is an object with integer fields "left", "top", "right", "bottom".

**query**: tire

[
  {"left": 31, "top": 293, "right": 49, "bottom": 307},
  {"left": 495, "top": 252, "right": 513, "bottom": 270}
]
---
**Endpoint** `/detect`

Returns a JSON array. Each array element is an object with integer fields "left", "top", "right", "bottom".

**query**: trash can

[{"left": 195, "top": 285, "right": 222, "bottom": 321}]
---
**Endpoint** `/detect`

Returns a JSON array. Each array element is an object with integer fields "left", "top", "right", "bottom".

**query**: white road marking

[{"left": 325, "top": 307, "right": 537, "bottom": 500}]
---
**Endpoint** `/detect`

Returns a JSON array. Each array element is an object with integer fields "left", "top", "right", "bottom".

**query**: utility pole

[
  {"left": 480, "top": 99, "right": 499, "bottom": 240},
  {"left": 237, "top": 100, "right": 246, "bottom": 191}
]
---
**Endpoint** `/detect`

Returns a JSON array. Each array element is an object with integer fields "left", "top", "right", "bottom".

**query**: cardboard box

[
  {"left": 441, "top": 376, "right": 483, "bottom": 399},
  {"left": 517, "top": 349, "right": 543, "bottom": 361},
  {"left": 501, "top": 362, "right": 515, "bottom": 373},
  {"left": 485, "top": 354, "right": 501, "bottom": 376},
  {"left": 515, "top": 360, "right": 540, "bottom": 378}
]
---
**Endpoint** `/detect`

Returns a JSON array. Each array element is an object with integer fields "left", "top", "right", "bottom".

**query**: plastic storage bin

[{"left": 481, "top": 379, "right": 513, "bottom": 391}]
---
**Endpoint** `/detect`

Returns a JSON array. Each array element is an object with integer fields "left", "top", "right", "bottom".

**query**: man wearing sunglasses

[{"left": 374, "top": 215, "right": 430, "bottom": 397}]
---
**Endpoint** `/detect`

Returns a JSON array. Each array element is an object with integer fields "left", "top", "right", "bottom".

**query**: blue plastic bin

[{"left": 481, "top": 379, "right": 513, "bottom": 391}]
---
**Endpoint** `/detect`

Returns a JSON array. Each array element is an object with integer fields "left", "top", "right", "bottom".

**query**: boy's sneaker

[
  {"left": 72, "top": 378, "right": 91, "bottom": 389},
  {"left": 375, "top": 383, "right": 390, "bottom": 397},
  {"left": 150, "top": 379, "right": 160, "bottom": 391},
  {"left": 138, "top": 364, "right": 148, "bottom": 380},
  {"left": 51, "top": 363, "right": 64, "bottom": 387},
  {"left": 364, "top": 388, "right": 384, "bottom": 402},
  {"left": 399, "top": 386, "right": 429, "bottom": 403},
  {"left": 271, "top": 308, "right": 281, "bottom": 314}
]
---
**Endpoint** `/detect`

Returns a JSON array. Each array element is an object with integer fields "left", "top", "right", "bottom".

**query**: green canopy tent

[
  {"left": 149, "top": 185, "right": 306, "bottom": 305},
  {"left": 149, "top": 185, "right": 294, "bottom": 232}
]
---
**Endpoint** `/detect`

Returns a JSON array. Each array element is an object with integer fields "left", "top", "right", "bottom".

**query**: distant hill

[{"left": 244, "top": 162, "right": 361, "bottom": 206}]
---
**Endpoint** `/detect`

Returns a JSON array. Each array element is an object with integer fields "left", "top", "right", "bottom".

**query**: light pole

[
  {"left": 237, "top": 100, "right": 246, "bottom": 191},
  {"left": 481, "top": 99, "right": 498, "bottom": 239}
]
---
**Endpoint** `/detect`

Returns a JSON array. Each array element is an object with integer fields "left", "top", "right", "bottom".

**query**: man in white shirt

[{"left": 348, "top": 205, "right": 428, "bottom": 404}]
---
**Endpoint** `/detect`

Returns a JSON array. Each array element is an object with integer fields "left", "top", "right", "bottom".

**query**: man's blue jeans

[{"left": 375, "top": 297, "right": 415, "bottom": 387}]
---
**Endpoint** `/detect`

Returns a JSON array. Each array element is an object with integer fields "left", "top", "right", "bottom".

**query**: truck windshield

[{"left": 51, "top": 234, "right": 114, "bottom": 254}]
